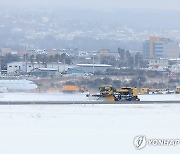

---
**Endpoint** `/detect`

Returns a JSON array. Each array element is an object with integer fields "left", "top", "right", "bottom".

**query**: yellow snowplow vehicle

[
  {"left": 90, "top": 85, "right": 140, "bottom": 101},
  {"left": 99, "top": 85, "right": 116, "bottom": 101},
  {"left": 115, "top": 87, "right": 140, "bottom": 101}
]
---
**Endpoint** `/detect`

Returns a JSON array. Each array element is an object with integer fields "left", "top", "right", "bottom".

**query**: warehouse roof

[{"left": 76, "top": 64, "right": 112, "bottom": 67}]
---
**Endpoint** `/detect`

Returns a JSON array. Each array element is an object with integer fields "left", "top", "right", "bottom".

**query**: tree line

[{"left": 0, "top": 53, "right": 72, "bottom": 70}]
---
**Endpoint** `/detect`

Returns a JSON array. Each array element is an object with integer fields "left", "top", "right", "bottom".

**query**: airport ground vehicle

[
  {"left": 140, "top": 88, "right": 172, "bottom": 94},
  {"left": 175, "top": 87, "right": 180, "bottom": 94},
  {"left": 89, "top": 85, "right": 140, "bottom": 101},
  {"left": 62, "top": 85, "right": 86, "bottom": 93}
]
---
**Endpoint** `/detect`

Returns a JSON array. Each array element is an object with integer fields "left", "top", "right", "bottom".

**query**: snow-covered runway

[
  {"left": 0, "top": 93, "right": 87, "bottom": 102},
  {"left": 1, "top": 93, "right": 180, "bottom": 102},
  {"left": 0, "top": 104, "right": 180, "bottom": 154}
]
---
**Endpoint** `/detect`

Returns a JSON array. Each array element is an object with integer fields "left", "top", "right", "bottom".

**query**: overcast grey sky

[{"left": 1, "top": 0, "right": 180, "bottom": 10}]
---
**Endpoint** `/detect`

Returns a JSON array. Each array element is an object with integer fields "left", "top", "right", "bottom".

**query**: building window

[
  {"left": 15, "top": 66, "right": 17, "bottom": 67},
  {"left": 9, "top": 66, "right": 12, "bottom": 67}
]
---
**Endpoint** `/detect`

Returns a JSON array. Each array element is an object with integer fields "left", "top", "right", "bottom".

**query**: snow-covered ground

[
  {"left": 0, "top": 93, "right": 87, "bottom": 102},
  {"left": 139, "top": 94, "right": 180, "bottom": 101},
  {"left": 0, "top": 104, "right": 180, "bottom": 154},
  {"left": 1, "top": 93, "right": 180, "bottom": 102}
]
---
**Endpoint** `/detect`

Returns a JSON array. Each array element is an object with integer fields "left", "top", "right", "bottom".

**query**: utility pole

[
  {"left": 25, "top": 54, "right": 27, "bottom": 73},
  {"left": 137, "top": 78, "right": 140, "bottom": 94},
  {"left": 133, "top": 54, "right": 135, "bottom": 69},
  {"left": 93, "top": 53, "right": 96, "bottom": 75}
]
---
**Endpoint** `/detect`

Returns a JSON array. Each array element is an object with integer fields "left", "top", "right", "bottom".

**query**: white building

[
  {"left": 148, "top": 58, "right": 169, "bottom": 70},
  {"left": 170, "top": 64, "right": 180, "bottom": 73},
  {"left": 26, "top": 62, "right": 75, "bottom": 73},
  {"left": 76, "top": 64, "right": 112, "bottom": 73},
  {"left": 7, "top": 62, "right": 26, "bottom": 75},
  {"left": 7, "top": 61, "right": 76, "bottom": 75}
]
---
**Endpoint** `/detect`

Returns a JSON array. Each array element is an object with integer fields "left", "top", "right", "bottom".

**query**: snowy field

[
  {"left": 0, "top": 93, "right": 87, "bottom": 102},
  {"left": 0, "top": 104, "right": 180, "bottom": 154},
  {"left": 1, "top": 92, "right": 180, "bottom": 102}
]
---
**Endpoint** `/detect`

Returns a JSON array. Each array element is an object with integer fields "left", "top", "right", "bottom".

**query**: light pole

[
  {"left": 137, "top": 78, "right": 140, "bottom": 94},
  {"left": 93, "top": 54, "right": 96, "bottom": 75}
]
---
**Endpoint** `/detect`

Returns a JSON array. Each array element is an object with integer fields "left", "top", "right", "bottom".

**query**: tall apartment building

[{"left": 143, "top": 37, "right": 180, "bottom": 59}]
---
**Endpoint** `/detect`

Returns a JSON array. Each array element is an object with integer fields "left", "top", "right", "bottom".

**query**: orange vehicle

[{"left": 62, "top": 85, "right": 86, "bottom": 93}]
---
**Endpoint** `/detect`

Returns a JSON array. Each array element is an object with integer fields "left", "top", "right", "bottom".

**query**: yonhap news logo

[
  {"left": 134, "top": 135, "right": 147, "bottom": 149},
  {"left": 133, "top": 135, "right": 180, "bottom": 150}
]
